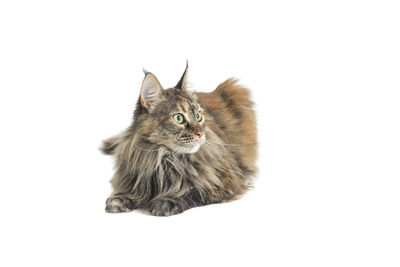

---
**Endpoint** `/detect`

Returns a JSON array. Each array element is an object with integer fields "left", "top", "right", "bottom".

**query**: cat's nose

[{"left": 195, "top": 131, "right": 205, "bottom": 138}]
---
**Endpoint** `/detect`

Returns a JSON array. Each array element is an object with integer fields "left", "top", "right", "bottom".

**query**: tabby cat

[{"left": 101, "top": 64, "right": 257, "bottom": 216}]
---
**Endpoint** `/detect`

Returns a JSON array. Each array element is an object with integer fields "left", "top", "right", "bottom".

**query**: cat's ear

[
  {"left": 175, "top": 61, "right": 189, "bottom": 90},
  {"left": 140, "top": 72, "right": 164, "bottom": 111}
]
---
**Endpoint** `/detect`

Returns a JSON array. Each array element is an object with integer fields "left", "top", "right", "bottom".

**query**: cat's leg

[
  {"left": 148, "top": 192, "right": 204, "bottom": 216},
  {"left": 148, "top": 198, "right": 186, "bottom": 216},
  {"left": 209, "top": 175, "right": 249, "bottom": 203},
  {"left": 105, "top": 193, "right": 139, "bottom": 213}
]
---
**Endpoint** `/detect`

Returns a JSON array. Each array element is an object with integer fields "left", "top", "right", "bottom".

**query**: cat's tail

[
  {"left": 214, "top": 78, "right": 254, "bottom": 109},
  {"left": 212, "top": 78, "right": 258, "bottom": 176}
]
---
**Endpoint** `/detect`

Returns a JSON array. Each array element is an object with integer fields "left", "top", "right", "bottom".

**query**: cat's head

[{"left": 133, "top": 64, "right": 206, "bottom": 154}]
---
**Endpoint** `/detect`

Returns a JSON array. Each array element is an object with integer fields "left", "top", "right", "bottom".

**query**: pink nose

[{"left": 196, "top": 131, "right": 204, "bottom": 138}]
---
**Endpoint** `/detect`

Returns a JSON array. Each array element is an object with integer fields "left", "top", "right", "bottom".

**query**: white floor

[{"left": 1, "top": 1, "right": 399, "bottom": 266}]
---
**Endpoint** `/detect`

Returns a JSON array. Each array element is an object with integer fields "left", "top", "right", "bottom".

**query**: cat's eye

[
  {"left": 196, "top": 113, "right": 202, "bottom": 122},
  {"left": 173, "top": 113, "right": 185, "bottom": 124}
]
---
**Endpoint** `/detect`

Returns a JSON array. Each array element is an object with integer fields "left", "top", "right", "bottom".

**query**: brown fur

[{"left": 102, "top": 66, "right": 257, "bottom": 216}]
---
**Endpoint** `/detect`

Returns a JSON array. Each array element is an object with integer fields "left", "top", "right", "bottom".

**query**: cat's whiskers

[
  {"left": 132, "top": 144, "right": 164, "bottom": 152},
  {"left": 206, "top": 139, "right": 255, "bottom": 147}
]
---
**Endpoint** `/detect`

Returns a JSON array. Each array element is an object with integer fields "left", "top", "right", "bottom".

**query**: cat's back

[{"left": 196, "top": 78, "right": 257, "bottom": 176}]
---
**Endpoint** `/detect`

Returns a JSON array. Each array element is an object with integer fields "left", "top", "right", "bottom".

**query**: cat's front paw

[
  {"left": 149, "top": 199, "right": 185, "bottom": 216},
  {"left": 105, "top": 195, "right": 135, "bottom": 213}
]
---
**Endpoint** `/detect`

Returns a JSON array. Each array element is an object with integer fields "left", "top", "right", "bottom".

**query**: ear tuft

[
  {"left": 175, "top": 61, "right": 189, "bottom": 90},
  {"left": 140, "top": 73, "right": 163, "bottom": 111},
  {"left": 142, "top": 68, "right": 150, "bottom": 75}
]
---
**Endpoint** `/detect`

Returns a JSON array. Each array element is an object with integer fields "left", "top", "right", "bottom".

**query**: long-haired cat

[{"left": 101, "top": 64, "right": 257, "bottom": 216}]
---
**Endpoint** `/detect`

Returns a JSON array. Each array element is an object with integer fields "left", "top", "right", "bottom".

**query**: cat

[{"left": 101, "top": 64, "right": 257, "bottom": 216}]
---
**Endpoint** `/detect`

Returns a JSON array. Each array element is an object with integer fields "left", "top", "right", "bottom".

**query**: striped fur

[{"left": 102, "top": 67, "right": 257, "bottom": 216}]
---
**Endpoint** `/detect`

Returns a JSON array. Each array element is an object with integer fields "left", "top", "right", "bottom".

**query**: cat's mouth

[
  {"left": 178, "top": 136, "right": 204, "bottom": 144},
  {"left": 176, "top": 135, "right": 206, "bottom": 153}
]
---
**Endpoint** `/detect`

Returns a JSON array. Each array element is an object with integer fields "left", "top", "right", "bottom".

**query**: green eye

[
  {"left": 196, "top": 113, "right": 202, "bottom": 122},
  {"left": 173, "top": 113, "right": 184, "bottom": 124}
]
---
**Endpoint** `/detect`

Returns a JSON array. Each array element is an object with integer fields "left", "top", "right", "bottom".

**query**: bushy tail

[
  {"left": 214, "top": 78, "right": 254, "bottom": 109},
  {"left": 212, "top": 78, "right": 258, "bottom": 176}
]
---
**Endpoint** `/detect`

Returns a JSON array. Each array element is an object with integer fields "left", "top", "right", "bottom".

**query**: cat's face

[
  {"left": 135, "top": 66, "right": 206, "bottom": 154},
  {"left": 151, "top": 89, "right": 206, "bottom": 153}
]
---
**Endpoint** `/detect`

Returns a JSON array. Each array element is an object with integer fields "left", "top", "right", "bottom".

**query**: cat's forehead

[
  {"left": 165, "top": 88, "right": 201, "bottom": 112},
  {"left": 175, "top": 95, "right": 201, "bottom": 113}
]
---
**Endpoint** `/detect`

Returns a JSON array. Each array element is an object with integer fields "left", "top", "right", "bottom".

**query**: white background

[{"left": 1, "top": 1, "right": 399, "bottom": 266}]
